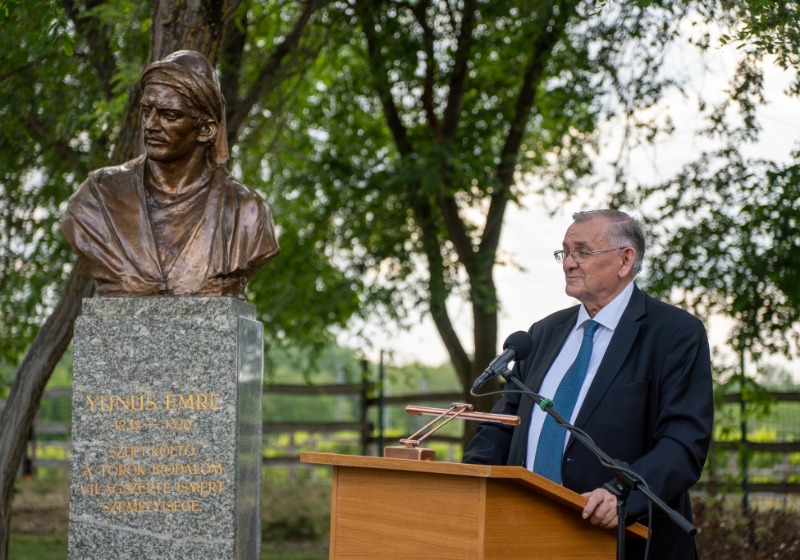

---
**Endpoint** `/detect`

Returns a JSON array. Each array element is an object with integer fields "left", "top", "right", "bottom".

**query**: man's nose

[{"left": 143, "top": 112, "right": 159, "bottom": 129}]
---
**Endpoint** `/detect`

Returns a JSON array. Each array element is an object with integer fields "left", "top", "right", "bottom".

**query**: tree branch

[
  {"left": 227, "top": 0, "right": 324, "bottom": 139},
  {"left": 219, "top": 7, "right": 248, "bottom": 151},
  {"left": 356, "top": 0, "right": 413, "bottom": 155},
  {"left": 59, "top": 0, "right": 118, "bottom": 99},
  {"left": 482, "top": 0, "right": 576, "bottom": 256},
  {"left": 441, "top": 0, "right": 477, "bottom": 139},
  {"left": 429, "top": 0, "right": 479, "bottom": 271},
  {"left": 409, "top": 0, "right": 441, "bottom": 140},
  {"left": 413, "top": 196, "right": 472, "bottom": 380}
]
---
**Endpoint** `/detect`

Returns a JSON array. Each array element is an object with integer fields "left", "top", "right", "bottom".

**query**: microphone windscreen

[{"left": 502, "top": 331, "right": 534, "bottom": 360}]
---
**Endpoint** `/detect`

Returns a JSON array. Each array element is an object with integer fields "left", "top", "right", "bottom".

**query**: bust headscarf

[{"left": 139, "top": 50, "right": 229, "bottom": 166}]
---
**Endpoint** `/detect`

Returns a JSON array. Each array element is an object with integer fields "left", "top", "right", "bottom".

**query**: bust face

[{"left": 141, "top": 84, "right": 203, "bottom": 164}]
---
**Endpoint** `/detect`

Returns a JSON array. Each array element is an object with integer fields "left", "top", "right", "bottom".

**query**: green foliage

[
  {"left": 372, "top": 360, "right": 464, "bottom": 441},
  {"left": 261, "top": 344, "right": 463, "bottom": 458},
  {"left": 0, "top": 360, "right": 14, "bottom": 399},
  {"left": 8, "top": 534, "right": 67, "bottom": 560},
  {"left": 640, "top": 148, "right": 800, "bottom": 358},
  {"left": 3, "top": 0, "right": 799, "bottom": 400},
  {"left": 0, "top": 1, "right": 75, "bottom": 55},
  {"left": 0, "top": 0, "right": 149, "bottom": 363},
  {"left": 712, "top": 370, "right": 776, "bottom": 441},
  {"left": 35, "top": 398, "right": 71, "bottom": 433},
  {"left": 705, "top": 368, "right": 800, "bottom": 495},
  {"left": 627, "top": 1, "right": 800, "bottom": 365},
  {"left": 719, "top": 0, "right": 800, "bottom": 89},
  {"left": 228, "top": 2, "right": 371, "bottom": 353},
  {"left": 240, "top": 0, "right": 715, "bottom": 392},
  {"left": 261, "top": 477, "right": 330, "bottom": 544},
  {"left": 257, "top": 0, "right": 692, "bottom": 284},
  {"left": 385, "top": 362, "right": 461, "bottom": 394}
]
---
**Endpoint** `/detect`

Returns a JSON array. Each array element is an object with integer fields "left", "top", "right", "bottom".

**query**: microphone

[{"left": 471, "top": 331, "right": 534, "bottom": 390}]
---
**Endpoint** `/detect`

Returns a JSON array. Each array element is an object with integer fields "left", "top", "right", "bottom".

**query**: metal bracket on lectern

[{"left": 383, "top": 403, "right": 520, "bottom": 461}]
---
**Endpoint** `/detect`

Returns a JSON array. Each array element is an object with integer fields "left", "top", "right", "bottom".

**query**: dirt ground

[{"left": 10, "top": 477, "right": 69, "bottom": 535}]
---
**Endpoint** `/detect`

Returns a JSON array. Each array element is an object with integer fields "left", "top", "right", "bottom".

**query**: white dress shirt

[{"left": 525, "top": 281, "right": 635, "bottom": 471}]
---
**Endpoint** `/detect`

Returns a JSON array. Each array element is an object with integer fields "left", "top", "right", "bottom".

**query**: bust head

[{"left": 139, "top": 50, "right": 229, "bottom": 166}]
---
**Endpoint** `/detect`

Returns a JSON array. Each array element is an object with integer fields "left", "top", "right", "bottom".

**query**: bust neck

[{"left": 144, "top": 149, "right": 215, "bottom": 199}]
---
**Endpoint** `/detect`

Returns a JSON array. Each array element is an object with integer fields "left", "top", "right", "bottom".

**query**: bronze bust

[{"left": 61, "top": 50, "right": 279, "bottom": 298}]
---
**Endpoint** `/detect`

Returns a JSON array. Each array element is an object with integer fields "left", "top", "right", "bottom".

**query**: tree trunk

[
  {"left": 461, "top": 273, "right": 501, "bottom": 446},
  {"left": 0, "top": 261, "right": 94, "bottom": 559},
  {"left": 0, "top": 2, "right": 236, "bottom": 557}
]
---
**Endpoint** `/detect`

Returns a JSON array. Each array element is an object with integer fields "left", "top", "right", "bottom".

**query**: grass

[
  {"left": 261, "top": 544, "right": 327, "bottom": 559},
  {"left": 9, "top": 469, "right": 331, "bottom": 559},
  {"left": 13, "top": 469, "right": 799, "bottom": 560},
  {"left": 9, "top": 535, "right": 327, "bottom": 560},
  {"left": 9, "top": 534, "right": 67, "bottom": 560}
]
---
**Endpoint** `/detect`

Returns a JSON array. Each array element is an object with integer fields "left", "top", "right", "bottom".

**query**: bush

[
  {"left": 694, "top": 497, "right": 800, "bottom": 559},
  {"left": 262, "top": 479, "right": 331, "bottom": 544}
]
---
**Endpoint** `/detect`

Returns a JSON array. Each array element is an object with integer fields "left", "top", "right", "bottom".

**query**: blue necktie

[{"left": 533, "top": 319, "right": 600, "bottom": 483}]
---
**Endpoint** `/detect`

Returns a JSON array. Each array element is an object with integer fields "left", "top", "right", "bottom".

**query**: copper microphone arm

[
  {"left": 405, "top": 404, "right": 520, "bottom": 426},
  {"left": 398, "top": 403, "right": 520, "bottom": 448},
  {"left": 384, "top": 403, "right": 521, "bottom": 460}
]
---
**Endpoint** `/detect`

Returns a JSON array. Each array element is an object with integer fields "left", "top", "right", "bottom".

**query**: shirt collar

[{"left": 576, "top": 281, "right": 635, "bottom": 332}]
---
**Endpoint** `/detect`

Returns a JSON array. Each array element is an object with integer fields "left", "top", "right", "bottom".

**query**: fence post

[
  {"left": 377, "top": 351, "right": 385, "bottom": 454},
  {"left": 20, "top": 425, "right": 35, "bottom": 479},
  {"left": 288, "top": 431, "right": 297, "bottom": 484},
  {"left": 360, "top": 359, "right": 371, "bottom": 456},
  {"left": 739, "top": 351, "right": 750, "bottom": 515}
]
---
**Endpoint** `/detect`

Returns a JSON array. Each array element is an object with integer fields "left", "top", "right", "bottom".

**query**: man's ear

[
  {"left": 618, "top": 247, "right": 636, "bottom": 278},
  {"left": 198, "top": 120, "right": 218, "bottom": 143}
]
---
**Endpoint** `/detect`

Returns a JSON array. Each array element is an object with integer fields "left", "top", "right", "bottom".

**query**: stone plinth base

[{"left": 68, "top": 298, "right": 263, "bottom": 559}]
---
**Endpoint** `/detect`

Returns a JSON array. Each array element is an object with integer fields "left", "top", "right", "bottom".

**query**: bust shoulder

[
  {"left": 89, "top": 155, "right": 146, "bottom": 181},
  {"left": 213, "top": 167, "right": 271, "bottom": 216}
]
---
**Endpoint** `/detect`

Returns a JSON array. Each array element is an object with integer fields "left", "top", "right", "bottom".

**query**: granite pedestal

[{"left": 68, "top": 298, "right": 263, "bottom": 559}]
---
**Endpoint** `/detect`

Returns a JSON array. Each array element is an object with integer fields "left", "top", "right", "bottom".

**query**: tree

[
  {"left": 626, "top": 0, "right": 800, "bottom": 362},
  {"left": 249, "top": 0, "right": 704, "bottom": 429},
  {"left": 0, "top": 0, "right": 329, "bottom": 555},
  {"left": 3, "top": 1, "right": 797, "bottom": 551},
  {"left": 0, "top": 0, "right": 748, "bottom": 497}
]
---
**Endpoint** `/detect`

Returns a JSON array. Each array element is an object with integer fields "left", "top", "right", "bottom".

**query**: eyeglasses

[{"left": 553, "top": 247, "right": 627, "bottom": 263}]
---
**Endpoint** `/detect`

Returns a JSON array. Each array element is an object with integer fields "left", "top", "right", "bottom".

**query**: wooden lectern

[{"left": 301, "top": 452, "right": 647, "bottom": 559}]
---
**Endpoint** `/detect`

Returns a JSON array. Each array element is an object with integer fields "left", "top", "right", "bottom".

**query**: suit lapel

[
  {"left": 526, "top": 314, "right": 576, "bottom": 393},
  {"left": 516, "top": 310, "right": 578, "bottom": 423}
]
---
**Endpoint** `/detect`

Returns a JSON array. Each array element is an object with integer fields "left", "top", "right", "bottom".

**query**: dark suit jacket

[{"left": 463, "top": 285, "right": 713, "bottom": 560}]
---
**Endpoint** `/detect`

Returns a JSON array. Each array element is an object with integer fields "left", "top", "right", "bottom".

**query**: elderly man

[
  {"left": 463, "top": 210, "right": 713, "bottom": 560},
  {"left": 61, "top": 50, "right": 279, "bottom": 298}
]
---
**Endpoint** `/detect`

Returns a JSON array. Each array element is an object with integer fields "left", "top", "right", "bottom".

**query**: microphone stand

[{"left": 491, "top": 372, "right": 697, "bottom": 560}]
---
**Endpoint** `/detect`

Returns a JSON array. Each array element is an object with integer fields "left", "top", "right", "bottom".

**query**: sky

[
  {"left": 346, "top": 24, "right": 800, "bottom": 370},
  {"left": 365, "top": 204, "right": 576, "bottom": 366}
]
